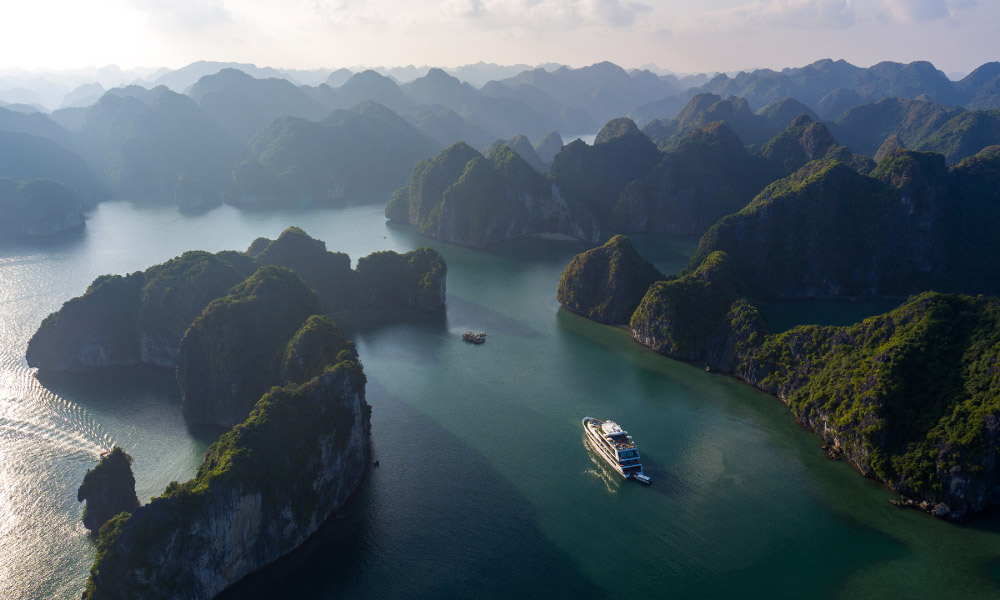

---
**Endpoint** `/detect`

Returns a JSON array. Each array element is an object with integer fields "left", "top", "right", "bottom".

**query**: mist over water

[{"left": 1, "top": 202, "right": 999, "bottom": 598}]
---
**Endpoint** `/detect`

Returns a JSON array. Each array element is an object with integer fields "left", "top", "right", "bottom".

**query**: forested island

[
  {"left": 558, "top": 231, "right": 1000, "bottom": 519},
  {"left": 26, "top": 228, "right": 445, "bottom": 598},
  {"left": 27, "top": 226, "right": 445, "bottom": 373}
]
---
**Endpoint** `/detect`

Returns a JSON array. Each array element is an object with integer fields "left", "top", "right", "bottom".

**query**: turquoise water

[{"left": 2, "top": 202, "right": 999, "bottom": 599}]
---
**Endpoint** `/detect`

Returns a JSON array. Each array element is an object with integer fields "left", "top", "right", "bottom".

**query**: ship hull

[{"left": 582, "top": 417, "right": 644, "bottom": 480}]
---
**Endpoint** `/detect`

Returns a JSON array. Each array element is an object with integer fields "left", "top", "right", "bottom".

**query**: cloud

[
  {"left": 882, "top": 0, "right": 976, "bottom": 21},
  {"left": 685, "top": 0, "right": 857, "bottom": 32},
  {"left": 586, "top": 0, "right": 652, "bottom": 26},
  {"left": 442, "top": 0, "right": 652, "bottom": 28},
  {"left": 883, "top": 0, "right": 948, "bottom": 20},
  {"left": 306, "top": 0, "right": 387, "bottom": 26},
  {"left": 130, "top": 0, "right": 231, "bottom": 32}
]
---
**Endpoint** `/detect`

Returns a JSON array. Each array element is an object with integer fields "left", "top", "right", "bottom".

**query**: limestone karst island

[{"left": 3, "top": 2, "right": 1000, "bottom": 598}]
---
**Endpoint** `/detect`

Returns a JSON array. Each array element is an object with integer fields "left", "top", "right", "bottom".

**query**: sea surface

[{"left": 2, "top": 202, "right": 999, "bottom": 599}]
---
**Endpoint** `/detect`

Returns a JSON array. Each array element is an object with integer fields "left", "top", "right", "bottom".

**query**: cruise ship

[{"left": 582, "top": 417, "right": 651, "bottom": 484}]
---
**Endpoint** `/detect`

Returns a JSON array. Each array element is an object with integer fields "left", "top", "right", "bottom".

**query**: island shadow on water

[
  {"left": 219, "top": 379, "right": 604, "bottom": 600},
  {"left": 34, "top": 365, "right": 223, "bottom": 463}
]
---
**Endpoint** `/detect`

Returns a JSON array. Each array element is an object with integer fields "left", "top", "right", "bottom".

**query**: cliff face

[
  {"left": 27, "top": 251, "right": 256, "bottom": 371},
  {"left": 248, "top": 226, "right": 355, "bottom": 312},
  {"left": 691, "top": 154, "right": 967, "bottom": 299},
  {"left": 556, "top": 235, "right": 663, "bottom": 325},
  {"left": 177, "top": 266, "right": 321, "bottom": 427},
  {"left": 355, "top": 247, "right": 447, "bottom": 310},
  {"left": 28, "top": 228, "right": 446, "bottom": 374},
  {"left": 559, "top": 240, "right": 1000, "bottom": 520},
  {"left": 386, "top": 142, "right": 600, "bottom": 247},
  {"left": 628, "top": 251, "right": 763, "bottom": 368},
  {"left": 83, "top": 359, "right": 370, "bottom": 600},
  {"left": 740, "top": 293, "right": 1000, "bottom": 519},
  {"left": 0, "top": 179, "right": 85, "bottom": 236},
  {"left": 756, "top": 116, "right": 874, "bottom": 175},
  {"left": 77, "top": 447, "right": 140, "bottom": 534},
  {"left": 611, "top": 122, "right": 772, "bottom": 235}
]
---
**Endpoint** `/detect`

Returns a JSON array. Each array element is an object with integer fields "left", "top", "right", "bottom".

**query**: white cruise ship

[{"left": 582, "top": 417, "right": 650, "bottom": 484}]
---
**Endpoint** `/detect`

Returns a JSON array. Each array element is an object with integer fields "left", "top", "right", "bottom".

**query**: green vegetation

[
  {"left": 560, "top": 235, "right": 1000, "bottom": 516},
  {"left": 612, "top": 122, "right": 773, "bottom": 235},
  {"left": 356, "top": 247, "right": 447, "bottom": 310},
  {"left": 688, "top": 147, "right": 1000, "bottom": 299},
  {"left": 557, "top": 235, "right": 664, "bottom": 324},
  {"left": 229, "top": 101, "right": 438, "bottom": 206},
  {"left": 250, "top": 226, "right": 354, "bottom": 311},
  {"left": 746, "top": 292, "right": 1000, "bottom": 514},
  {"left": 28, "top": 227, "right": 445, "bottom": 372},
  {"left": 915, "top": 109, "right": 1000, "bottom": 164},
  {"left": 177, "top": 265, "right": 321, "bottom": 427},
  {"left": 84, "top": 323, "right": 370, "bottom": 598},
  {"left": 757, "top": 116, "right": 873, "bottom": 175},
  {"left": 629, "top": 251, "right": 759, "bottom": 365},
  {"left": 386, "top": 141, "right": 570, "bottom": 247},
  {"left": 0, "top": 178, "right": 84, "bottom": 236},
  {"left": 386, "top": 141, "right": 482, "bottom": 231},
  {"left": 281, "top": 315, "right": 357, "bottom": 384},
  {"left": 77, "top": 447, "right": 139, "bottom": 534},
  {"left": 829, "top": 97, "right": 1000, "bottom": 163},
  {"left": 550, "top": 118, "right": 661, "bottom": 224}
]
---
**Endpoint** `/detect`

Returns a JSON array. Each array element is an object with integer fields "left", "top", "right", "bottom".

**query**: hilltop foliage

[{"left": 557, "top": 235, "right": 664, "bottom": 324}]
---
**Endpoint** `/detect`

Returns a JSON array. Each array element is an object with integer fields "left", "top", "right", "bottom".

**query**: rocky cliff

[
  {"left": 355, "top": 247, "right": 447, "bottom": 310},
  {"left": 556, "top": 235, "right": 663, "bottom": 325},
  {"left": 739, "top": 292, "right": 1000, "bottom": 519},
  {"left": 27, "top": 251, "right": 256, "bottom": 371},
  {"left": 611, "top": 122, "right": 772, "bottom": 235},
  {"left": 386, "top": 141, "right": 600, "bottom": 247},
  {"left": 83, "top": 343, "right": 370, "bottom": 599},
  {"left": 77, "top": 447, "right": 140, "bottom": 534},
  {"left": 247, "top": 226, "right": 355, "bottom": 312},
  {"left": 756, "top": 115, "right": 873, "bottom": 175},
  {"left": 559, "top": 242, "right": 1000, "bottom": 520},
  {"left": 0, "top": 178, "right": 85, "bottom": 237},
  {"left": 692, "top": 148, "right": 1000, "bottom": 299},
  {"left": 176, "top": 266, "right": 321, "bottom": 427},
  {"left": 628, "top": 250, "right": 763, "bottom": 368},
  {"left": 27, "top": 228, "right": 446, "bottom": 373}
]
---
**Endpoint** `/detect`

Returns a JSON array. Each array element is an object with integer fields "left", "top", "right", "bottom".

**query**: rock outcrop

[
  {"left": 739, "top": 292, "right": 1000, "bottom": 520},
  {"left": 557, "top": 235, "right": 663, "bottom": 324},
  {"left": 354, "top": 247, "right": 447, "bottom": 311},
  {"left": 0, "top": 178, "right": 85, "bottom": 237},
  {"left": 77, "top": 447, "right": 140, "bottom": 534},
  {"left": 757, "top": 115, "right": 873, "bottom": 175},
  {"left": 83, "top": 332, "right": 370, "bottom": 599},
  {"left": 27, "top": 251, "right": 256, "bottom": 371},
  {"left": 611, "top": 122, "right": 772, "bottom": 235},
  {"left": 248, "top": 226, "right": 355, "bottom": 312},
  {"left": 27, "top": 228, "right": 446, "bottom": 373},
  {"left": 386, "top": 141, "right": 600, "bottom": 247},
  {"left": 559, "top": 243, "right": 1000, "bottom": 520},
  {"left": 692, "top": 148, "right": 1000, "bottom": 299},
  {"left": 176, "top": 266, "right": 321, "bottom": 427},
  {"left": 628, "top": 251, "right": 762, "bottom": 368}
]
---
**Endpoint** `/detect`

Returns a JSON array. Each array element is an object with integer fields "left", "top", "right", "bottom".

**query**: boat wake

[{"left": 0, "top": 353, "right": 112, "bottom": 457}]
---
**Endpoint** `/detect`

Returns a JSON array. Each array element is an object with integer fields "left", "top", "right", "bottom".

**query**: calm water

[{"left": 2, "top": 202, "right": 999, "bottom": 599}]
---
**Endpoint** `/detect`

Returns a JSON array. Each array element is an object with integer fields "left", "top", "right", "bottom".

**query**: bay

[{"left": 1, "top": 201, "right": 998, "bottom": 599}]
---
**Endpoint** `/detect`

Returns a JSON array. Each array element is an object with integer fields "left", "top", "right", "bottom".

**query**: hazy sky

[{"left": 2, "top": 0, "right": 997, "bottom": 74}]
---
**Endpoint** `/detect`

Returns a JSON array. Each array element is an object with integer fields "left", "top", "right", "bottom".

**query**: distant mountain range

[{"left": 2, "top": 57, "right": 1000, "bottom": 230}]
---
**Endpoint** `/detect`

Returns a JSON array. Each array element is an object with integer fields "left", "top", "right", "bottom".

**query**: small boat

[
  {"left": 582, "top": 417, "right": 650, "bottom": 484},
  {"left": 462, "top": 331, "right": 487, "bottom": 344}
]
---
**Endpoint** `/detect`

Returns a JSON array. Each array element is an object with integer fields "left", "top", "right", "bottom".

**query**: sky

[{"left": 1, "top": 0, "right": 997, "bottom": 75}]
